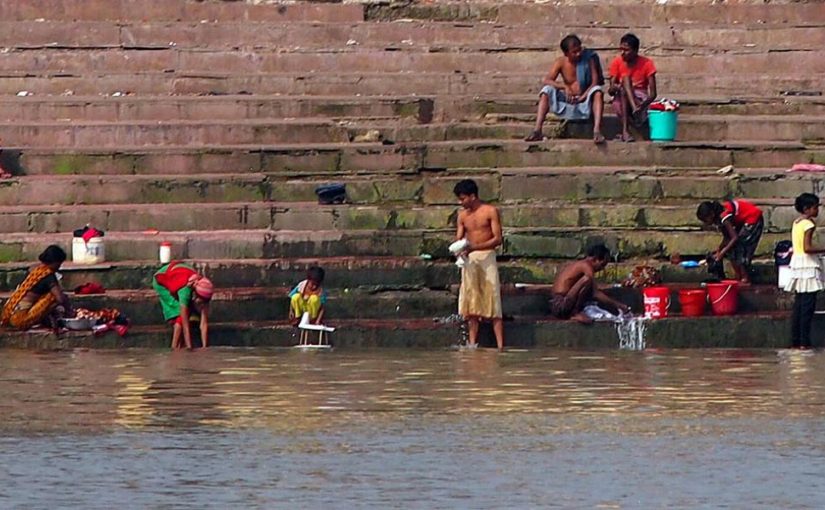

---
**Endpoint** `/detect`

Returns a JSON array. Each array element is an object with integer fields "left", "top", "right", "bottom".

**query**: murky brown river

[{"left": 1, "top": 347, "right": 824, "bottom": 508}]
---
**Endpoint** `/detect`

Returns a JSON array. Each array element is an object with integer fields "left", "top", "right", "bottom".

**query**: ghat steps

[{"left": 1, "top": 0, "right": 823, "bottom": 347}]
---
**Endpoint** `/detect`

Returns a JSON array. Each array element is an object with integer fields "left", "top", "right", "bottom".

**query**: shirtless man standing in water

[
  {"left": 550, "top": 244, "right": 628, "bottom": 324},
  {"left": 454, "top": 179, "right": 505, "bottom": 351}
]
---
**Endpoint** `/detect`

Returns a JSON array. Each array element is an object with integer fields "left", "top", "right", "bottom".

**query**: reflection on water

[{"left": 1, "top": 348, "right": 825, "bottom": 508}]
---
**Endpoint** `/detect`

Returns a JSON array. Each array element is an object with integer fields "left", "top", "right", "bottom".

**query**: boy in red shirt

[
  {"left": 697, "top": 199, "right": 765, "bottom": 285},
  {"left": 608, "top": 33, "right": 658, "bottom": 142}
]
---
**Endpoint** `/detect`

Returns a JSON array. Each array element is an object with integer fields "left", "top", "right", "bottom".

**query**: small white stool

[{"left": 296, "top": 312, "right": 335, "bottom": 348}]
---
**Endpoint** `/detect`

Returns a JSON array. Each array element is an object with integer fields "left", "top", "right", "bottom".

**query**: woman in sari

[
  {"left": 1, "top": 245, "right": 71, "bottom": 330},
  {"left": 152, "top": 260, "right": 213, "bottom": 350}
]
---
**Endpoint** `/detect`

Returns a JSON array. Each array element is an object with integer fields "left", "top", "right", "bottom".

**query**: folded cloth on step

[
  {"left": 74, "top": 282, "right": 106, "bottom": 295},
  {"left": 788, "top": 163, "right": 825, "bottom": 173}
]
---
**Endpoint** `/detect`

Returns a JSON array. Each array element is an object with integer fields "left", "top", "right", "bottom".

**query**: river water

[{"left": 1, "top": 347, "right": 824, "bottom": 509}]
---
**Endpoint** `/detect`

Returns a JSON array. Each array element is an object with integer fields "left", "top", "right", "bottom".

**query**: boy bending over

[
  {"left": 289, "top": 266, "right": 327, "bottom": 325},
  {"left": 550, "top": 244, "right": 629, "bottom": 324}
]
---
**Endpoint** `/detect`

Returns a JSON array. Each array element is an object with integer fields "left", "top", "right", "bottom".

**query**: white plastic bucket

[
  {"left": 778, "top": 265, "right": 791, "bottom": 289},
  {"left": 72, "top": 236, "right": 105, "bottom": 264}
]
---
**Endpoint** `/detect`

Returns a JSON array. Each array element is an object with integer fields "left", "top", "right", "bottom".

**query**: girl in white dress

[{"left": 785, "top": 193, "right": 825, "bottom": 348}]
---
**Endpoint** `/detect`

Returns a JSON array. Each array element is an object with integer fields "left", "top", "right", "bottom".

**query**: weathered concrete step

[
  {"left": 3, "top": 71, "right": 820, "bottom": 97},
  {"left": 0, "top": 314, "right": 803, "bottom": 350},
  {"left": 0, "top": 200, "right": 802, "bottom": 235},
  {"left": 11, "top": 140, "right": 822, "bottom": 176},
  {"left": 369, "top": 2, "right": 825, "bottom": 26},
  {"left": 2, "top": 167, "right": 819, "bottom": 207},
  {"left": 0, "top": 284, "right": 792, "bottom": 327},
  {"left": 4, "top": 21, "right": 824, "bottom": 51},
  {"left": 1, "top": 95, "right": 822, "bottom": 125},
  {"left": 0, "top": 227, "right": 788, "bottom": 263},
  {"left": 477, "top": 114, "right": 825, "bottom": 143},
  {"left": 0, "top": 287, "right": 458, "bottom": 325},
  {"left": 0, "top": 256, "right": 782, "bottom": 293},
  {"left": 472, "top": 95, "right": 825, "bottom": 121},
  {"left": 0, "top": 95, "right": 434, "bottom": 123},
  {"left": 0, "top": 119, "right": 357, "bottom": 147},
  {"left": 4, "top": 115, "right": 823, "bottom": 148},
  {"left": 0, "top": 1, "right": 364, "bottom": 23},
  {"left": 3, "top": 48, "right": 823, "bottom": 76}
]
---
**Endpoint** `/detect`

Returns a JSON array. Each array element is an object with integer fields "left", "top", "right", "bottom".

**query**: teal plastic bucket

[{"left": 648, "top": 110, "right": 678, "bottom": 142}]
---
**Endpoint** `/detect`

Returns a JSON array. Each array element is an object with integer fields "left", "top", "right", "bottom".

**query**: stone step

[
  {"left": 1, "top": 167, "right": 818, "bottom": 207},
  {"left": 3, "top": 48, "right": 823, "bottom": 77},
  {"left": 0, "top": 227, "right": 789, "bottom": 263},
  {"left": 0, "top": 256, "right": 783, "bottom": 293},
  {"left": 2, "top": 95, "right": 824, "bottom": 125},
  {"left": 10, "top": 141, "right": 821, "bottom": 176},
  {"left": 0, "top": 200, "right": 801, "bottom": 235},
  {"left": 0, "top": 284, "right": 794, "bottom": 327},
  {"left": 467, "top": 95, "right": 825, "bottom": 120},
  {"left": 370, "top": 2, "right": 825, "bottom": 27},
  {"left": 3, "top": 71, "right": 820, "bottom": 97},
  {"left": 0, "top": 95, "right": 435, "bottom": 123},
  {"left": 0, "top": 313, "right": 802, "bottom": 350},
  {"left": 0, "top": 1, "right": 364, "bottom": 23},
  {"left": 3, "top": 114, "right": 824, "bottom": 148},
  {"left": 3, "top": 21, "right": 824, "bottom": 52}
]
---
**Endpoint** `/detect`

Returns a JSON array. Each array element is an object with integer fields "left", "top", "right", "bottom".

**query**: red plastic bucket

[
  {"left": 643, "top": 286, "right": 671, "bottom": 319},
  {"left": 678, "top": 289, "right": 707, "bottom": 317},
  {"left": 706, "top": 280, "right": 739, "bottom": 316}
]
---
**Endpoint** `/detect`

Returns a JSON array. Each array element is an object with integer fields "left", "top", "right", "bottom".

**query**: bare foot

[
  {"left": 524, "top": 130, "right": 544, "bottom": 142},
  {"left": 593, "top": 131, "right": 606, "bottom": 145},
  {"left": 738, "top": 279, "right": 751, "bottom": 286},
  {"left": 617, "top": 133, "right": 635, "bottom": 143},
  {"left": 570, "top": 312, "right": 594, "bottom": 325}
]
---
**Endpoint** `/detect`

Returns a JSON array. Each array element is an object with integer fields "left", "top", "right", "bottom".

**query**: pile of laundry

[
  {"left": 622, "top": 265, "right": 662, "bottom": 288},
  {"left": 649, "top": 98, "right": 680, "bottom": 112}
]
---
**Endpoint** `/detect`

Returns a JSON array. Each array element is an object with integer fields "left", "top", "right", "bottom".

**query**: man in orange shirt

[{"left": 608, "top": 33, "right": 657, "bottom": 142}]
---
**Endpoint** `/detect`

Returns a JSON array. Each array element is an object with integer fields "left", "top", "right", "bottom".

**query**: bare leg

[
  {"left": 591, "top": 90, "right": 605, "bottom": 144},
  {"left": 492, "top": 318, "right": 505, "bottom": 352},
  {"left": 567, "top": 275, "right": 595, "bottom": 324},
  {"left": 171, "top": 322, "right": 182, "bottom": 349},
  {"left": 731, "top": 261, "right": 751, "bottom": 285},
  {"left": 525, "top": 94, "right": 550, "bottom": 141},
  {"left": 619, "top": 92, "right": 634, "bottom": 142},
  {"left": 467, "top": 317, "right": 480, "bottom": 346}
]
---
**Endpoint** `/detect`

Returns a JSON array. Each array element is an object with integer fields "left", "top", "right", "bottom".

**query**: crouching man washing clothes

[
  {"left": 152, "top": 261, "right": 213, "bottom": 349},
  {"left": 454, "top": 179, "right": 505, "bottom": 351},
  {"left": 550, "top": 244, "right": 629, "bottom": 324}
]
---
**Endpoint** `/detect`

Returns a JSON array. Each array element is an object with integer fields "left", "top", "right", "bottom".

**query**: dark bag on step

[
  {"left": 315, "top": 183, "right": 346, "bottom": 205},
  {"left": 774, "top": 240, "right": 793, "bottom": 266}
]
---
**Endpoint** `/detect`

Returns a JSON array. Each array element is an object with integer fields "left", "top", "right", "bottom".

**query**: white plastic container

[
  {"left": 72, "top": 237, "right": 105, "bottom": 264},
  {"left": 159, "top": 242, "right": 172, "bottom": 264},
  {"left": 778, "top": 265, "right": 791, "bottom": 289}
]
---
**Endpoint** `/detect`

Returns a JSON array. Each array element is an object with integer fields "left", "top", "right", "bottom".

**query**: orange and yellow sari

[{"left": 0, "top": 264, "right": 57, "bottom": 330}]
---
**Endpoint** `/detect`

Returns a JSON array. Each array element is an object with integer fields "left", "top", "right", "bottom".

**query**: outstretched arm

[
  {"left": 179, "top": 304, "right": 192, "bottom": 349},
  {"left": 199, "top": 307, "right": 209, "bottom": 348},
  {"left": 803, "top": 228, "right": 825, "bottom": 255},
  {"left": 593, "top": 288, "right": 630, "bottom": 313},
  {"left": 716, "top": 220, "right": 739, "bottom": 260}
]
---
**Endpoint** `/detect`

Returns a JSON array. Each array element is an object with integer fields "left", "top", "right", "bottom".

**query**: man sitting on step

[
  {"left": 525, "top": 34, "right": 606, "bottom": 144},
  {"left": 608, "top": 33, "right": 658, "bottom": 142},
  {"left": 550, "top": 244, "right": 629, "bottom": 324}
]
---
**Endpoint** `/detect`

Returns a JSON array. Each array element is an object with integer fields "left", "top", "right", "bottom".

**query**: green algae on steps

[{"left": 0, "top": 314, "right": 799, "bottom": 350}]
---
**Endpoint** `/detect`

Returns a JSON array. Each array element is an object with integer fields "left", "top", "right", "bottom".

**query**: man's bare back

[{"left": 552, "top": 260, "right": 594, "bottom": 295}]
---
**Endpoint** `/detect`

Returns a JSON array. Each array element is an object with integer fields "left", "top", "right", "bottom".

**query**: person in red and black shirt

[{"left": 697, "top": 199, "right": 764, "bottom": 284}]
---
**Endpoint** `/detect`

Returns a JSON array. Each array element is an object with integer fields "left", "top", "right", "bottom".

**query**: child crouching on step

[{"left": 288, "top": 266, "right": 327, "bottom": 326}]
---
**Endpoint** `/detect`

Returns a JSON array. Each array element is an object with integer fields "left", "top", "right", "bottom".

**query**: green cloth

[{"left": 153, "top": 262, "right": 194, "bottom": 321}]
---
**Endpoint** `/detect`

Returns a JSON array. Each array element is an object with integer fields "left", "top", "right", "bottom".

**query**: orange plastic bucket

[
  {"left": 706, "top": 280, "right": 739, "bottom": 316},
  {"left": 643, "top": 286, "right": 671, "bottom": 319},
  {"left": 678, "top": 289, "right": 707, "bottom": 317}
]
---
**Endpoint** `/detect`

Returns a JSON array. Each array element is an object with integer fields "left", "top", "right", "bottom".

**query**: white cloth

[{"left": 784, "top": 253, "right": 825, "bottom": 293}]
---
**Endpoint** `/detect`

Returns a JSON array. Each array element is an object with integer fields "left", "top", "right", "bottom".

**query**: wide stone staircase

[{"left": 1, "top": 0, "right": 823, "bottom": 348}]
